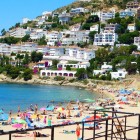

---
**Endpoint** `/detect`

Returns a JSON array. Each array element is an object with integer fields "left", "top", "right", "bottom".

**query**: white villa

[
  {"left": 34, "top": 60, "right": 52, "bottom": 69},
  {"left": 70, "top": 7, "right": 88, "bottom": 15},
  {"left": 110, "top": 70, "right": 127, "bottom": 79},
  {"left": 100, "top": 10, "right": 115, "bottom": 22},
  {"left": 101, "top": 62, "right": 112, "bottom": 70},
  {"left": 57, "top": 61, "right": 90, "bottom": 70},
  {"left": 40, "top": 70, "right": 76, "bottom": 77},
  {"left": 127, "top": 24, "right": 136, "bottom": 32},
  {"left": 90, "top": 24, "right": 99, "bottom": 32},
  {"left": 9, "top": 28, "right": 30, "bottom": 38},
  {"left": 58, "top": 13, "right": 71, "bottom": 24}
]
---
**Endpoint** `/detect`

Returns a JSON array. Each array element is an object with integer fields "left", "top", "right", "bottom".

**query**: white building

[
  {"left": 134, "top": 37, "right": 140, "bottom": 50},
  {"left": 101, "top": 62, "right": 112, "bottom": 70},
  {"left": 21, "top": 43, "right": 37, "bottom": 52},
  {"left": 10, "top": 45, "right": 21, "bottom": 53},
  {"left": 94, "top": 32, "right": 118, "bottom": 46},
  {"left": 34, "top": 60, "right": 52, "bottom": 69},
  {"left": 58, "top": 13, "right": 71, "bottom": 24},
  {"left": 0, "top": 43, "right": 11, "bottom": 55},
  {"left": 127, "top": 24, "right": 136, "bottom": 32},
  {"left": 40, "top": 70, "right": 76, "bottom": 77},
  {"left": 93, "top": 70, "right": 106, "bottom": 75},
  {"left": 46, "top": 32, "right": 60, "bottom": 46},
  {"left": 22, "top": 18, "right": 30, "bottom": 24},
  {"left": 100, "top": 10, "right": 115, "bottom": 22},
  {"left": 110, "top": 70, "right": 127, "bottom": 79},
  {"left": 70, "top": 7, "right": 88, "bottom": 15},
  {"left": 104, "top": 24, "right": 119, "bottom": 32},
  {"left": 45, "top": 46, "right": 64, "bottom": 56},
  {"left": 42, "top": 11, "right": 52, "bottom": 20},
  {"left": 65, "top": 47, "right": 95, "bottom": 60},
  {"left": 90, "top": 24, "right": 99, "bottom": 32},
  {"left": 9, "top": 28, "right": 30, "bottom": 38},
  {"left": 36, "top": 46, "right": 48, "bottom": 54},
  {"left": 57, "top": 61, "right": 90, "bottom": 70}
]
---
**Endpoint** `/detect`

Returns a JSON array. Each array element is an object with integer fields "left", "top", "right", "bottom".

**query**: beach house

[
  {"left": 40, "top": 70, "right": 76, "bottom": 77},
  {"left": 57, "top": 61, "right": 90, "bottom": 70}
]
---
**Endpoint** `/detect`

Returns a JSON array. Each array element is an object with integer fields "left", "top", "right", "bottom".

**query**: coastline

[{"left": 0, "top": 74, "right": 121, "bottom": 99}]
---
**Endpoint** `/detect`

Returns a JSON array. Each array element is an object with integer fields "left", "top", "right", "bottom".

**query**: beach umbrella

[
  {"left": 0, "top": 113, "right": 9, "bottom": 121},
  {"left": 13, "top": 119, "right": 26, "bottom": 124},
  {"left": 0, "top": 110, "right": 4, "bottom": 114},
  {"left": 12, "top": 124, "right": 23, "bottom": 129},
  {"left": 56, "top": 107, "right": 65, "bottom": 112},
  {"left": 46, "top": 106, "right": 54, "bottom": 111},
  {"left": 84, "top": 99, "right": 95, "bottom": 103},
  {"left": 86, "top": 115, "right": 101, "bottom": 121},
  {"left": 40, "top": 107, "right": 47, "bottom": 111}
]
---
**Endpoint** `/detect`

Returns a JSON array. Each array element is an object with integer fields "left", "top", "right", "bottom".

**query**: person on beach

[
  {"left": 36, "top": 114, "right": 40, "bottom": 122},
  {"left": 34, "top": 104, "right": 38, "bottom": 114},
  {"left": 43, "top": 116, "right": 47, "bottom": 124},
  {"left": 9, "top": 110, "right": 12, "bottom": 118},
  {"left": 76, "top": 124, "right": 81, "bottom": 140},
  {"left": 18, "top": 106, "right": 20, "bottom": 113},
  {"left": 48, "top": 115, "right": 52, "bottom": 126}
]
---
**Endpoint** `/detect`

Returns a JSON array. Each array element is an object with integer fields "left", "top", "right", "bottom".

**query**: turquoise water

[{"left": 0, "top": 83, "right": 100, "bottom": 113}]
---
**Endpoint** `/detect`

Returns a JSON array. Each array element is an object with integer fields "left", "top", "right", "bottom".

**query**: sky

[{"left": 0, "top": 0, "right": 75, "bottom": 31}]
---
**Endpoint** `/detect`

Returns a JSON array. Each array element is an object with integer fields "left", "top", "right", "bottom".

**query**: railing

[{"left": 0, "top": 108, "right": 140, "bottom": 140}]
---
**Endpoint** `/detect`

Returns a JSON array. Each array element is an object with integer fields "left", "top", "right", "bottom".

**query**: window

[{"left": 119, "top": 73, "right": 122, "bottom": 76}]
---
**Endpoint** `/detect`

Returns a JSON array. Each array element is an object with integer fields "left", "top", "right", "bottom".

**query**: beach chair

[{"left": 25, "top": 117, "right": 34, "bottom": 129}]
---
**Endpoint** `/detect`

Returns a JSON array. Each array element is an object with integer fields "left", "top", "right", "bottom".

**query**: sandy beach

[{"left": 0, "top": 74, "right": 140, "bottom": 140}]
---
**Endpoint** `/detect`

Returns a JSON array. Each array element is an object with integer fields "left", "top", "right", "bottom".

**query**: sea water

[{"left": 0, "top": 83, "right": 100, "bottom": 112}]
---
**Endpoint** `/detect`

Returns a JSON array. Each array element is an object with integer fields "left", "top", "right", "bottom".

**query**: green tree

[
  {"left": 52, "top": 59, "right": 59, "bottom": 66},
  {"left": 23, "top": 69, "right": 32, "bottom": 81},
  {"left": 125, "top": 60, "right": 137, "bottom": 75},
  {"left": 66, "top": 65, "right": 71, "bottom": 71},
  {"left": 89, "top": 31, "right": 97, "bottom": 41},
  {"left": 21, "top": 34, "right": 30, "bottom": 42},
  {"left": 82, "top": 23, "right": 91, "bottom": 30},
  {"left": 76, "top": 68, "right": 87, "bottom": 80},
  {"left": 86, "top": 15, "right": 99, "bottom": 23},
  {"left": 38, "top": 36, "right": 47, "bottom": 45},
  {"left": 22, "top": 53, "right": 30, "bottom": 65},
  {"left": 1, "top": 28, "right": 6, "bottom": 36},
  {"left": 10, "top": 67, "right": 20, "bottom": 79},
  {"left": 31, "top": 51, "right": 43, "bottom": 63}
]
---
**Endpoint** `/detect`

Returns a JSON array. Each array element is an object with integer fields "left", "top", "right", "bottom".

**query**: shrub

[
  {"left": 69, "top": 78, "right": 75, "bottom": 83},
  {"left": 54, "top": 76, "right": 65, "bottom": 81}
]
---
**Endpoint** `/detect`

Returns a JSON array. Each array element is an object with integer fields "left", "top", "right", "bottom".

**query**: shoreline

[{"left": 0, "top": 74, "right": 137, "bottom": 100}]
